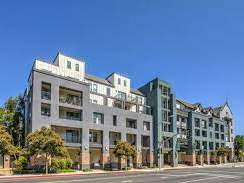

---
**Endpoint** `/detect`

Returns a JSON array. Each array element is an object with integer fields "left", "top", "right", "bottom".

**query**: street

[{"left": 1, "top": 167, "right": 244, "bottom": 183}]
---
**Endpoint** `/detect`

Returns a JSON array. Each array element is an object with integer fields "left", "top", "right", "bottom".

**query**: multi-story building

[
  {"left": 24, "top": 52, "right": 234, "bottom": 169},
  {"left": 24, "top": 53, "right": 153, "bottom": 169},
  {"left": 140, "top": 80, "right": 234, "bottom": 167},
  {"left": 139, "top": 78, "right": 178, "bottom": 167},
  {"left": 176, "top": 100, "right": 234, "bottom": 166}
]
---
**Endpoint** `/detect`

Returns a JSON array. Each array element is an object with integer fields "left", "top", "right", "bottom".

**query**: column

[
  {"left": 133, "top": 134, "right": 142, "bottom": 168},
  {"left": 101, "top": 130, "right": 110, "bottom": 169},
  {"left": 3, "top": 155, "right": 10, "bottom": 169},
  {"left": 172, "top": 136, "right": 178, "bottom": 167},
  {"left": 119, "top": 132, "right": 127, "bottom": 169},
  {"left": 186, "top": 152, "right": 196, "bottom": 166},
  {"left": 205, "top": 142, "right": 210, "bottom": 165},
  {"left": 80, "top": 128, "right": 90, "bottom": 169},
  {"left": 217, "top": 156, "right": 222, "bottom": 164}
]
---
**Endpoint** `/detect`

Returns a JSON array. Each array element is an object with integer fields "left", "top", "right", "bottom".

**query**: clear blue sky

[{"left": 0, "top": 1, "right": 243, "bottom": 134}]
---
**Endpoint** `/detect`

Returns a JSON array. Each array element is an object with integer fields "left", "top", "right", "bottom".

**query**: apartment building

[
  {"left": 140, "top": 79, "right": 234, "bottom": 167},
  {"left": 176, "top": 100, "right": 234, "bottom": 166},
  {"left": 24, "top": 52, "right": 234, "bottom": 169},
  {"left": 24, "top": 53, "right": 153, "bottom": 169}
]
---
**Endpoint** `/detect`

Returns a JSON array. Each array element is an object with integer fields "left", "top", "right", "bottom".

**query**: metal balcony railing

[
  {"left": 60, "top": 116, "right": 82, "bottom": 121},
  {"left": 59, "top": 95, "right": 82, "bottom": 106}
]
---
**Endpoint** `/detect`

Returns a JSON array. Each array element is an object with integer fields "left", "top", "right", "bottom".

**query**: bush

[
  {"left": 51, "top": 158, "right": 73, "bottom": 170},
  {"left": 57, "top": 169, "right": 76, "bottom": 173},
  {"left": 13, "top": 156, "right": 28, "bottom": 170},
  {"left": 83, "top": 168, "right": 92, "bottom": 172},
  {"left": 32, "top": 165, "right": 57, "bottom": 173},
  {"left": 138, "top": 166, "right": 148, "bottom": 169}
]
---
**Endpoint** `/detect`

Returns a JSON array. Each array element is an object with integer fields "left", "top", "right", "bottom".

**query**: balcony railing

[
  {"left": 60, "top": 116, "right": 82, "bottom": 121},
  {"left": 41, "top": 91, "right": 51, "bottom": 100},
  {"left": 59, "top": 95, "right": 82, "bottom": 106},
  {"left": 66, "top": 137, "right": 79, "bottom": 144}
]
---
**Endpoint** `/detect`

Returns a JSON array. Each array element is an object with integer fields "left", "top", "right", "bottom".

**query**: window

[
  {"left": 93, "top": 113, "right": 104, "bottom": 124},
  {"left": 195, "top": 118, "right": 200, "bottom": 128},
  {"left": 209, "top": 118, "right": 213, "bottom": 127},
  {"left": 231, "top": 129, "right": 233, "bottom": 134},
  {"left": 41, "top": 82, "right": 51, "bottom": 100},
  {"left": 117, "top": 91, "right": 126, "bottom": 100},
  {"left": 143, "top": 121, "right": 150, "bottom": 131},
  {"left": 113, "top": 115, "right": 117, "bottom": 126},
  {"left": 215, "top": 133, "right": 219, "bottom": 139},
  {"left": 118, "top": 78, "right": 121, "bottom": 85},
  {"left": 202, "top": 130, "right": 207, "bottom": 137},
  {"left": 107, "top": 87, "right": 111, "bottom": 96},
  {"left": 215, "top": 123, "right": 219, "bottom": 131},
  {"left": 210, "top": 132, "right": 213, "bottom": 138},
  {"left": 124, "top": 80, "right": 127, "bottom": 87},
  {"left": 216, "top": 143, "right": 219, "bottom": 149},
  {"left": 221, "top": 134, "right": 225, "bottom": 140},
  {"left": 89, "top": 131, "right": 98, "bottom": 143},
  {"left": 209, "top": 142, "right": 214, "bottom": 150},
  {"left": 195, "top": 129, "right": 200, "bottom": 136},
  {"left": 220, "top": 125, "right": 224, "bottom": 132},
  {"left": 41, "top": 103, "right": 50, "bottom": 116},
  {"left": 67, "top": 61, "right": 71, "bottom": 69},
  {"left": 93, "top": 84, "right": 98, "bottom": 93},
  {"left": 202, "top": 120, "right": 207, "bottom": 129},
  {"left": 93, "top": 100, "right": 98, "bottom": 104},
  {"left": 75, "top": 64, "right": 79, "bottom": 71},
  {"left": 66, "top": 130, "right": 79, "bottom": 143},
  {"left": 126, "top": 118, "right": 137, "bottom": 129}
]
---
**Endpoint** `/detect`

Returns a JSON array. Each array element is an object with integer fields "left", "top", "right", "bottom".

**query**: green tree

[
  {"left": 216, "top": 147, "right": 230, "bottom": 157},
  {"left": 113, "top": 141, "right": 137, "bottom": 170},
  {"left": 234, "top": 135, "right": 244, "bottom": 161},
  {"left": 0, "top": 96, "right": 25, "bottom": 147},
  {"left": 0, "top": 125, "right": 17, "bottom": 158},
  {"left": 27, "top": 127, "right": 68, "bottom": 174}
]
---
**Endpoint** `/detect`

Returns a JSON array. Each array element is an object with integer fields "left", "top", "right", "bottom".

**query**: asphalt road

[{"left": 1, "top": 167, "right": 244, "bottom": 183}]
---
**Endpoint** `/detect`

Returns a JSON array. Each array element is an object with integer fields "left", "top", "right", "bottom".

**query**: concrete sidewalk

[{"left": 1, "top": 162, "right": 244, "bottom": 180}]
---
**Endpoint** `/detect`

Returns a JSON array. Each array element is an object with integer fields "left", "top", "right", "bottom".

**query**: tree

[
  {"left": 0, "top": 96, "right": 25, "bottom": 147},
  {"left": 0, "top": 125, "right": 17, "bottom": 158},
  {"left": 216, "top": 147, "right": 231, "bottom": 157},
  {"left": 27, "top": 127, "right": 68, "bottom": 174},
  {"left": 113, "top": 141, "right": 137, "bottom": 170},
  {"left": 234, "top": 135, "right": 244, "bottom": 161}
]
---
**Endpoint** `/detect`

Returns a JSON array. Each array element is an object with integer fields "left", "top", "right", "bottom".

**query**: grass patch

[{"left": 57, "top": 169, "right": 76, "bottom": 173}]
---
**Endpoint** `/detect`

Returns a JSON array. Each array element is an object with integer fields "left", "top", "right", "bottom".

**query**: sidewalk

[{"left": 1, "top": 162, "right": 244, "bottom": 180}]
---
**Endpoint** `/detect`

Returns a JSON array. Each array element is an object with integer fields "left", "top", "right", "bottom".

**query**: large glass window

[
  {"left": 66, "top": 130, "right": 79, "bottom": 143},
  {"left": 41, "top": 103, "right": 50, "bottom": 117},
  {"left": 89, "top": 131, "right": 98, "bottom": 143},
  {"left": 75, "top": 64, "right": 79, "bottom": 71},
  {"left": 93, "top": 112, "right": 104, "bottom": 124},
  {"left": 67, "top": 61, "right": 71, "bottom": 69}
]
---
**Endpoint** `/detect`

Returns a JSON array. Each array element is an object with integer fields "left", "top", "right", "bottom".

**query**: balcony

[
  {"left": 59, "top": 87, "right": 82, "bottom": 106},
  {"left": 59, "top": 106, "right": 82, "bottom": 121},
  {"left": 59, "top": 95, "right": 82, "bottom": 106}
]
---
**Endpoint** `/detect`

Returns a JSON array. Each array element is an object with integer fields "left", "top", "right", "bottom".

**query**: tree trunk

[{"left": 45, "top": 154, "right": 49, "bottom": 174}]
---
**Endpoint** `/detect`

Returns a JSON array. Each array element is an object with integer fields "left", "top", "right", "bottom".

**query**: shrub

[
  {"left": 82, "top": 168, "right": 92, "bottom": 172},
  {"left": 138, "top": 166, "right": 148, "bottom": 169},
  {"left": 13, "top": 156, "right": 28, "bottom": 170},
  {"left": 51, "top": 157, "right": 73, "bottom": 170}
]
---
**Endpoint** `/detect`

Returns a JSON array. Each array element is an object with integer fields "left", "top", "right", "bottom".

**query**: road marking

[
  {"left": 178, "top": 175, "right": 241, "bottom": 183},
  {"left": 41, "top": 173, "right": 165, "bottom": 183},
  {"left": 122, "top": 180, "right": 132, "bottom": 183}
]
